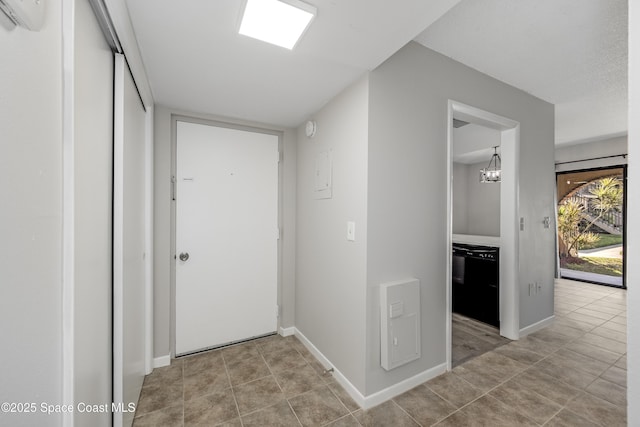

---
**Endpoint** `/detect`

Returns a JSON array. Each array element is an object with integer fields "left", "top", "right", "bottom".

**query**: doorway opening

[
  {"left": 446, "top": 101, "right": 521, "bottom": 370},
  {"left": 556, "top": 166, "right": 627, "bottom": 288}
]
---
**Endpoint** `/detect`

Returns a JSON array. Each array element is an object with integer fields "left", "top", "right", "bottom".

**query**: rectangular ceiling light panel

[{"left": 239, "top": 0, "right": 316, "bottom": 50}]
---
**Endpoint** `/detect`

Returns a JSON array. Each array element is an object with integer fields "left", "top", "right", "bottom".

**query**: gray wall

[
  {"left": 452, "top": 161, "right": 500, "bottom": 236},
  {"left": 366, "top": 42, "right": 555, "bottom": 395},
  {"left": 452, "top": 162, "right": 468, "bottom": 234},
  {"left": 0, "top": 2, "right": 63, "bottom": 425},
  {"left": 295, "top": 76, "right": 370, "bottom": 393},
  {"left": 153, "top": 105, "right": 172, "bottom": 359},
  {"left": 73, "top": 0, "right": 114, "bottom": 425},
  {"left": 555, "top": 135, "right": 627, "bottom": 172},
  {"left": 153, "top": 106, "right": 297, "bottom": 359},
  {"left": 466, "top": 161, "right": 500, "bottom": 236}
]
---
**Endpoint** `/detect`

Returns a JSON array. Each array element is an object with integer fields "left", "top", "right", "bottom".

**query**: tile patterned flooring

[
  {"left": 134, "top": 278, "right": 627, "bottom": 426},
  {"left": 451, "top": 313, "right": 511, "bottom": 367}
]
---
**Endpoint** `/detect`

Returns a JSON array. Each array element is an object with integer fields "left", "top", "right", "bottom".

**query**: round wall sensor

[{"left": 305, "top": 120, "right": 317, "bottom": 138}]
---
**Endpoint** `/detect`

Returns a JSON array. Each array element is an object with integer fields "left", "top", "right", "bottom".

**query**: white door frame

[
  {"left": 144, "top": 106, "right": 154, "bottom": 374},
  {"left": 113, "top": 53, "right": 153, "bottom": 427},
  {"left": 112, "top": 54, "right": 125, "bottom": 427},
  {"left": 446, "top": 100, "right": 521, "bottom": 371},
  {"left": 170, "top": 115, "right": 283, "bottom": 357}
]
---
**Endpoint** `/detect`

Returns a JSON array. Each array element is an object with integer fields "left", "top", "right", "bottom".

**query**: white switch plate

[{"left": 347, "top": 221, "right": 355, "bottom": 241}]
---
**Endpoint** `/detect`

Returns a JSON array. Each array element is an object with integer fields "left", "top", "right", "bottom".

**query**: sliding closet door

[
  {"left": 113, "top": 53, "right": 147, "bottom": 427},
  {"left": 71, "top": 0, "right": 114, "bottom": 425}
]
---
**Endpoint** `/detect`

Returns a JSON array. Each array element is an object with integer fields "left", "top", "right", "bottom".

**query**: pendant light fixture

[{"left": 480, "top": 146, "right": 501, "bottom": 183}]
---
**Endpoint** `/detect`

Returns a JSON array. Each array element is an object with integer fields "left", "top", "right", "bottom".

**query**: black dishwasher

[{"left": 452, "top": 244, "right": 499, "bottom": 327}]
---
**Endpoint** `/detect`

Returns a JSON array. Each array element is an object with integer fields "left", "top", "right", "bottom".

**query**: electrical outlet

[{"left": 528, "top": 282, "right": 542, "bottom": 296}]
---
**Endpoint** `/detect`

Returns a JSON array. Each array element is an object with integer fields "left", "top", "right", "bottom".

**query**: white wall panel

[{"left": 0, "top": 1, "right": 64, "bottom": 426}]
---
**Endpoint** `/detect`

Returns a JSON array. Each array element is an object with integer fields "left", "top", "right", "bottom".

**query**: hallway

[{"left": 133, "top": 278, "right": 626, "bottom": 426}]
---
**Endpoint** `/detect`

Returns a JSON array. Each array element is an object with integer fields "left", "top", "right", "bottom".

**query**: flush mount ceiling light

[
  {"left": 239, "top": 0, "right": 316, "bottom": 50},
  {"left": 480, "top": 146, "right": 502, "bottom": 183}
]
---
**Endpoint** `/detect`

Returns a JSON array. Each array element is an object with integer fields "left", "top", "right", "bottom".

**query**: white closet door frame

[
  {"left": 113, "top": 53, "right": 152, "bottom": 427},
  {"left": 62, "top": 3, "right": 155, "bottom": 426},
  {"left": 113, "top": 51, "right": 125, "bottom": 427}
]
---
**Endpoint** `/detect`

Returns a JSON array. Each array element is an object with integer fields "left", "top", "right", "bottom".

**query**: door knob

[{"left": 179, "top": 252, "right": 190, "bottom": 262}]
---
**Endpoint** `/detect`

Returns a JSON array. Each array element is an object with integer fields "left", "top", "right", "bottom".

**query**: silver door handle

[{"left": 179, "top": 252, "right": 190, "bottom": 262}]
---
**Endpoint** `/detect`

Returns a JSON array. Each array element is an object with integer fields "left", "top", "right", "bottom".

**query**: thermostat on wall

[{"left": 0, "top": 0, "right": 45, "bottom": 31}]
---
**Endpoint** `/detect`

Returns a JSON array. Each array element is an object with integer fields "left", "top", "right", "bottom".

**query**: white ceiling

[
  {"left": 415, "top": 0, "right": 628, "bottom": 146},
  {"left": 125, "top": 0, "right": 628, "bottom": 145},
  {"left": 125, "top": 0, "right": 461, "bottom": 128},
  {"left": 453, "top": 124, "right": 501, "bottom": 165}
]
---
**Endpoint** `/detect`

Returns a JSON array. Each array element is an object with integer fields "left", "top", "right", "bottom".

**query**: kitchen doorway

[
  {"left": 446, "top": 101, "right": 521, "bottom": 370},
  {"left": 556, "top": 166, "right": 627, "bottom": 288}
]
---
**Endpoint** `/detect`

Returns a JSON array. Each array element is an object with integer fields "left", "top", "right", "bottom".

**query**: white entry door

[{"left": 176, "top": 121, "right": 279, "bottom": 355}]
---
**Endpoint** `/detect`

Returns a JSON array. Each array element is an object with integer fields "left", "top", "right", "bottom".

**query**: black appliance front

[{"left": 452, "top": 244, "right": 499, "bottom": 327}]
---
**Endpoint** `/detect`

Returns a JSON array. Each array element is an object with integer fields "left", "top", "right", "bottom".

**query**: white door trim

[
  {"left": 144, "top": 105, "right": 154, "bottom": 375},
  {"left": 446, "top": 100, "right": 521, "bottom": 371},
  {"left": 170, "top": 115, "right": 283, "bottom": 357},
  {"left": 112, "top": 53, "right": 126, "bottom": 427},
  {"left": 61, "top": 0, "right": 76, "bottom": 424}
]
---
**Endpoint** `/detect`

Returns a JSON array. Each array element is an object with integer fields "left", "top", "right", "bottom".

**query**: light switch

[{"left": 347, "top": 221, "right": 355, "bottom": 241}]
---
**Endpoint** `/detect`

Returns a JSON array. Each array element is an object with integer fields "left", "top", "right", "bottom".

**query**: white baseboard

[
  {"left": 279, "top": 326, "right": 296, "bottom": 337},
  {"left": 362, "top": 362, "right": 447, "bottom": 409},
  {"left": 293, "top": 328, "right": 367, "bottom": 408},
  {"left": 519, "top": 315, "right": 555, "bottom": 337},
  {"left": 153, "top": 355, "right": 171, "bottom": 368},
  {"left": 293, "top": 328, "right": 447, "bottom": 410}
]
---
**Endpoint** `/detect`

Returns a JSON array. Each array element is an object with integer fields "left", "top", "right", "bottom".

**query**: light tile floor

[
  {"left": 451, "top": 313, "right": 511, "bottom": 367},
  {"left": 134, "top": 278, "right": 626, "bottom": 426}
]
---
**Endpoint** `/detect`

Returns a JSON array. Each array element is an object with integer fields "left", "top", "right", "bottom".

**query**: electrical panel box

[{"left": 380, "top": 278, "right": 421, "bottom": 370}]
